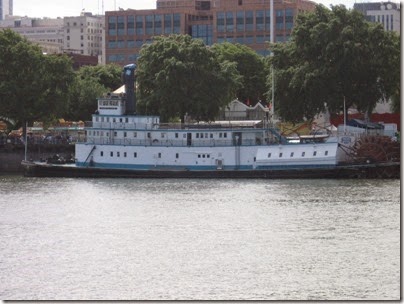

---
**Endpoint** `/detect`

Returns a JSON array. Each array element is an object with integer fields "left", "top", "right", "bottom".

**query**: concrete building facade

[
  {"left": 105, "top": 0, "right": 316, "bottom": 66},
  {"left": 0, "top": 16, "right": 64, "bottom": 53},
  {"left": 63, "top": 12, "right": 104, "bottom": 61},
  {"left": 0, "top": 0, "right": 12, "bottom": 21},
  {"left": 353, "top": 1, "right": 400, "bottom": 34}
]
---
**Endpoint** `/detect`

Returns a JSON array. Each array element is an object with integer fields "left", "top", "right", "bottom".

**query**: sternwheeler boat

[{"left": 22, "top": 64, "right": 399, "bottom": 178}]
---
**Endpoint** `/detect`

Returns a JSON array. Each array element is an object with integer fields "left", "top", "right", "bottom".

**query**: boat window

[
  {"left": 147, "top": 133, "right": 151, "bottom": 138},
  {"left": 196, "top": 133, "right": 199, "bottom": 138},
  {"left": 176, "top": 153, "right": 179, "bottom": 159},
  {"left": 290, "top": 152, "right": 294, "bottom": 157},
  {"left": 124, "top": 132, "right": 127, "bottom": 137},
  {"left": 158, "top": 153, "right": 161, "bottom": 158},
  {"left": 175, "top": 133, "right": 179, "bottom": 138},
  {"left": 120, "top": 118, "right": 123, "bottom": 123},
  {"left": 134, "top": 132, "right": 137, "bottom": 137},
  {"left": 124, "top": 152, "right": 127, "bottom": 157},
  {"left": 114, "top": 131, "right": 117, "bottom": 137},
  {"left": 101, "top": 117, "right": 104, "bottom": 122},
  {"left": 313, "top": 151, "right": 317, "bottom": 156},
  {"left": 302, "top": 152, "right": 305, "bottom": 157},
  {"left": 100, "top": 151, "right": 104, "bottom": 156},
  {"left": 203, "top": 154, "right": 206, "bottom": 158},
  {"left": 125, "top": 118, "right": 128, "bottom": 123},
  {"left": 110, "top": 151, "right": 113, "bottom": 157},
  {"left": 200, "top": 133, "right": 204, "bottom": 138},
  {"left": 117, "top": 152, "right": 120, "bottom": 157},
  {"left": 254, "top": 157, "right": 256, "bottom": 161},
  {"left": 325, "top": 151, "right": 328, "bottom": 156},
  {"left": 268, "top": 153, "right": 271, "bottom": 158},
  {"left": 219, "top": 133, "right": 222, "bottom": 138},
  {"left": 134, "top": 152, "right": 137, "bottom": 158},
  {"left": 224, "top": 133, "right": 227, "bottom": 138},
  {"left": 198, "top": 154, "right": 201, "bottom": 158},
  {"left": 161, "top": 133, "right": 165, "bottom": 138},
  {"left": 106, "top": 132, "right": 109, "bottom": 137},
  {"left": 113, "top": 118, "right": 116, "bottom": 123},
  {"left": 279, "top": 152, "right": 283, "bottom": 158},
  {"left": 205, "top": 133, "right": 208, "bottom": 138},
  {"left": 210, "top": 134, "right": 213, "bottom": 138}
]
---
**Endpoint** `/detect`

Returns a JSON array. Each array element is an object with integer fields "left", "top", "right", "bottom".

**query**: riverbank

[{"left": 0, "top": 144, "right": 74, "bottom": 173}]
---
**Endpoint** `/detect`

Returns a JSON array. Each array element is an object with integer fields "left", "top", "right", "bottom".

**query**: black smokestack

[{"left": 122, "top": 63, "right": 137, "bottom": 114}]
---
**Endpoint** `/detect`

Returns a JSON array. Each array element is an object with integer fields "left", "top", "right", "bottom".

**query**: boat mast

[
  {"left": 24, "top": 121, "right": 28, "bottom": 161},
  {"left": 270, "top": 0, "right": 275, "bottom": 123}
]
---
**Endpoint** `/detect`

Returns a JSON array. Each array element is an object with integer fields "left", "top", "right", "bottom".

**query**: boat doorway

[
  {"left": 233, "top": 132, "right": 242, "bottom": 146},
  {"left": 187, "top": 133, "right": 192, "bottom": 146}
]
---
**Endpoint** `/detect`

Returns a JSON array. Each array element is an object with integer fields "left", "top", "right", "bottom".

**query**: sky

[{"left": 12, "top": 0, "right": 382, "bottom": 19}]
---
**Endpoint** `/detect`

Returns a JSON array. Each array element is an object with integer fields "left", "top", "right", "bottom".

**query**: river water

[{"left": 0, "top": 176, "right": 400, "bottom": 300}]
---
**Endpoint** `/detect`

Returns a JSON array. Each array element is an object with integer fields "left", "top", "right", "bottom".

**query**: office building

[
  {"left": 354, "top": 1, "right": 400, "bottom": 33},
  {"left": 0, "top": 16, "right": 64, "bottom": 54},
  {"left": 0, "top": 0, "right": 12, "bottom": 21},
  {"left": 105, "top": 0, "right": 316, "bottom": 65},
  {"left": 63, "top": 12, "right": 104, "bottom": 61}
]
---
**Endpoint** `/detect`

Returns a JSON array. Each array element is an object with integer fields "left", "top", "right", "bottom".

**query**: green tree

[
  {"left": 66, "top": 64, "right": 122, "bottom": 121},
  {"left": 211, "top": 42, "right": 268, "bottom": 105},
  {"left": 0, "top": 29, "right": 75, "bottom": 132},
  {"left": 76, "top": 64, "right": 122, "bottom": 91},
  {"left": 136, "top": 35, "right": 241, "bottom": 122},
  {"left": 269, "top": 5, "right": 401, "bottom": 123}
]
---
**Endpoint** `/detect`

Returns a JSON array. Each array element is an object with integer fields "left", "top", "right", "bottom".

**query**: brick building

[{"left": 105, "top": 0, "right": 316, "bottom": 65}]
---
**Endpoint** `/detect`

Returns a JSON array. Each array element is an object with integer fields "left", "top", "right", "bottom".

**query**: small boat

[{"left": 21, "top": 64, "right": 399, "bottom": 179}]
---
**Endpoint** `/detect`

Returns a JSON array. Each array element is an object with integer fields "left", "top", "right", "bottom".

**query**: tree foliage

[
  {"left": 136, "top": 35, "right": 241, "bottom": 122},
  {"left": 211, "top": 42, "right": 267, "bottom": 105},
  {"left": 66, "top": 64, "right": 122, "bottom": 121},
  {"left": 0, "top": 29, "right": 75, "bottom": 128},
  {"left": 269, "top": 5, "right": 401, "bottom": 123}
]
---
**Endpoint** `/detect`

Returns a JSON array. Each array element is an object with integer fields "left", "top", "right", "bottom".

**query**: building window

[
  {"left": 110, "top": 151, "right": 113, "bottom": 157},
  {"left": 134, "top": 152, "right": 137, "bottom": 158},
  {"left": 100, "top": 151, "right": 104, "bottom": 156},
  {"left": 176, "top": 153, "right": 179, "bottom": 159},
  {"left": 127, "top": 15, "right": 135, "bottom": 35},
  {"left": 245, "top": 11, "right": 253, "bottom": 31},
  {"left": 117, "top": 152, "right": 120, "bottom": 157},
  {"left": 124, "top": 152, "right": 127, "bottom": 157},
  {"left": 136, "top": 15, "right": 144, "bottom": 35}
]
